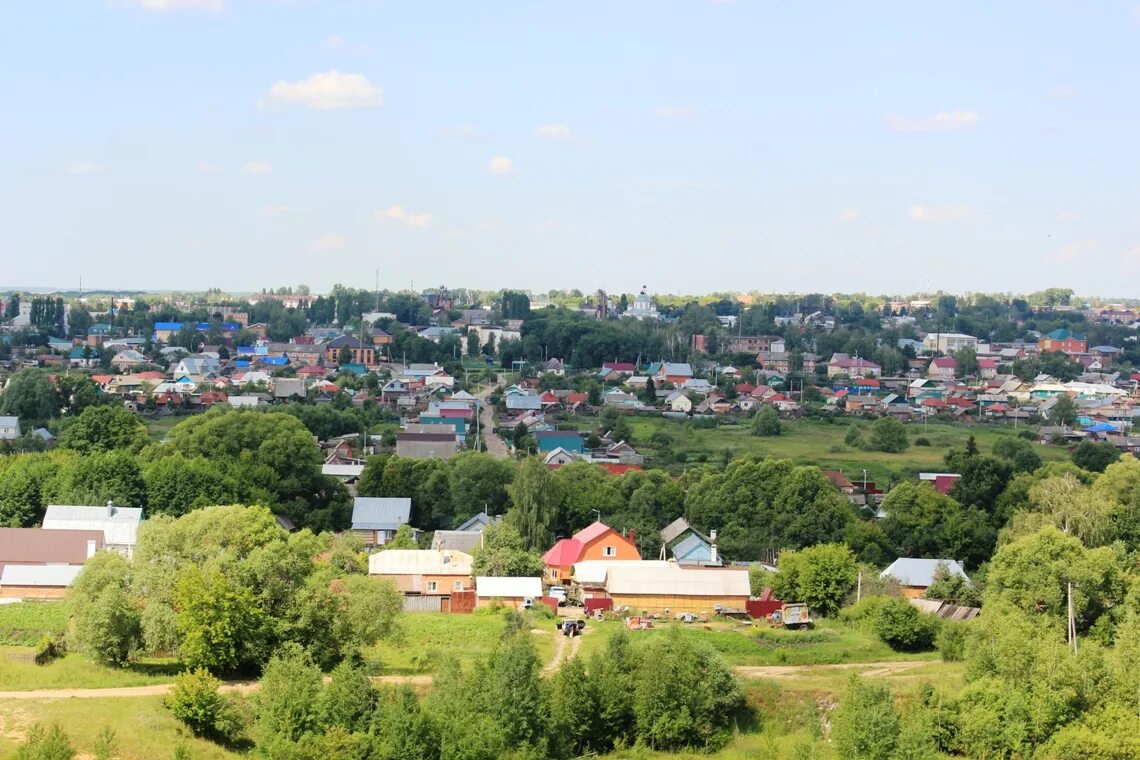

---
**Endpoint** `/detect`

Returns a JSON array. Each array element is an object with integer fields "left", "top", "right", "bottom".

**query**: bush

[
  {"left": 936, "top": 620, "right": 969, "bottom": 662},
  {"left": 33, "top": 635, "right": 65, "bottom": 665},
  {"left": 165, "top": 668, "right": 244, "bottom": 743},
  {"left": 844, "top": 424, "right": 862, "bottom": 446},
  {"left": 14, "top": 723, "right": 76, "bottom": 760},
  {"left": 913, "top": 437, "right": 931, "bottom": 447},
  {"left": 867, "top": 417, "right": 909, "bottom": 453},
  {"left": 872, "top": 598, "right": 938, "bottom": 652}
]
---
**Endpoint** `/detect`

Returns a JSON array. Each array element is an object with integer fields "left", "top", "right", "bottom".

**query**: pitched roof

[
  {"left": 367, "top": 549, "right": 472, "bottom": 576},
  {"left": 880, "top": 557, "right": 969, "bottom": 587},
  {"left": 660, "top": 517, "right": 692, "bottom": 545},
  {"left": 455, "top": 511, "right": 498, "bottom": 532},
  {"left": 430, "top": 530, "right": 484, "bottom": 553},
  {"left": 572, "top": 520, "right": 615, "bottom": 545},
  {"left": 475, "top": 576, "right": 542, "bottom": 598},
  {"left": 603, "top": 563, "right": 749, "bottom": 597},
  {"left": 0, "top": 564, "right": 85, "bottom": 588},
  {"left": 350, "top": 497, "right": 412, "bottom": 530},
  {"left": 42, "top": 505, "right": 142, "bottom": 547},
  {"left": 542, "top": 538, "right": 583, "bottom": 567},
  {"left": 0, "top": 527, "right": 103, "bottom": 564}
]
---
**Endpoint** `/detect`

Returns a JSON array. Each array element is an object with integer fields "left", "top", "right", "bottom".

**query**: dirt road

[
  {"left": 0, "top": 660, "right": 934, "bottom": 701},
  {"left": 476, "top": 374, "right": 510, "bottom": 459}
]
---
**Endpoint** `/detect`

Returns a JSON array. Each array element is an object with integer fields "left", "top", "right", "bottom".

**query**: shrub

[
  {"left": 867, "top": 417, "right": 909, "bottom": 453},
  {"left": 913, "top": 437, "right": 931, "bottom": 447},
  {"left": 33, "top": 635, "right": 65, "bottom": 665},
  {"left": 14, "top": 723, "right": 76, "bottom": 760},
  {"left": 165, "top": 668, "right": 243, "bottom": 743},
  {"left": 936, "top": 620, "right": 969, "bottom": 662},
  {"left": 872, "top": 598, "right": 938, "bottom": 651},
  {"left": 844, "top": 424, "right": 862, "bottom": 446}
]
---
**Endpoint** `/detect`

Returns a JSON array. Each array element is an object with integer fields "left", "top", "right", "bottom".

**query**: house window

[
  {"left": 603, "top": 545, "right": 617, "bottom": 557},
  {"left": 427, "top": 581, "right": 438, "bottom": 592},
  {"left": 453, "top": 580, "right": 463, "bottom": 591}
]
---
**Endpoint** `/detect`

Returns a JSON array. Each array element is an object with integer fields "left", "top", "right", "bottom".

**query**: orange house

[{"left": 542, "top": 521, "right": 641, "bottom": 585}]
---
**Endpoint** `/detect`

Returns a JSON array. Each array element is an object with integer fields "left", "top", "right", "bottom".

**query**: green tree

[
  {"left": 337, "top": 345, "right": 354, "bottom": 365},
  {"left": 751, "top": 405, "right": 781, "bottom": 437},
  {"left": 14, "top": 724, "right": 76, "bottom": 760},
  {"left": 92, "top": 727, "right": 117, "bottom": 760},
  {"left": 466, "top": 330, "right": 480, "bottom": 358},
  {"left": 872, "top": 597, "right": 938, "bottom": 651},
  {"left": 1071, "top": 441, "right": 1121, "bottom": 473},
  {"left": 770, "top": 543, "right": 857, "bottom": 617},
  {"left": 142, "top": 454, "right": 237, "bottom": 516},
  {"left": 381, "top": 523, "right": 418, "bottom": 549},
  {"left": 69, "top": 552, "right": 141, "bottom": 666},
  {"left": 0, "top": 370, "right": 61, "bottom": 426},
  {"left": 1050, "top": 394, "right": 1078, "bottom": 427},
  {"left": 867, "top": 416, "right": 908, "bottom": 453},
  {"left": 448, "top": 453, "right": 513, "bottom": 520},
  {"left": 253, "top": 643, "right": 324, "bottom": 749},
  {"left": 844, "top": 423, "right": 862, "bottom": 447},
  {"left": 878, "top": 482, "right": 995, "bottom": 568},
  {"left": 471, "top": 522, "right": 544, "bottom": 577},
  {"left": 165, "top": 668, "right": 242, "bottom": 742},
  {"left": 507, "top": 457, "right": 560, "bottom": 550},
  {"left": 641, "top": 376, "right": 656, "bottom": 406},
  {"left": 174, "top": 564, "right": 271, "bottom": 674},
  {"left": 319, "top": 659, "right": 376, "bottom": 734},
  {"left": 59, "top": 405, "right": 149, "bottom": 455},
  {"left": 548, "top": 656, "right": 598, "bottom": 757},
  {"left": 831, "top": 674, "right": 899, "bottom": 760}
]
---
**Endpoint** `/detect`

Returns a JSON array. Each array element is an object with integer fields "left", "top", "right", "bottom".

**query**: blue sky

[{"left": 2, "top": 1, "right": 1139, "bottom": 297}]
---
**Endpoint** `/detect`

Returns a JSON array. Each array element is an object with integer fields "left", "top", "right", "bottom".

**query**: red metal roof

[
  {"left": 572, "top": 520, "right": 614, "bottom": 545},
  {"left": 542, "top": 538, "right": 583, "bottom": 566},
  {"left": 597, "top": 463, "right": 642, "bottom": 475}
]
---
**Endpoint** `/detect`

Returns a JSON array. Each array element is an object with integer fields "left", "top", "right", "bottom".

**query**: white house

[
  {"left": 42, "top": 503, "right": 142, "bottom": 557},
  {"left": 0, "top": 416, "right": 21, "bottom": 441}
]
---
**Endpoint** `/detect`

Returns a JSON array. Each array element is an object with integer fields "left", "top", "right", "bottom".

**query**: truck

[{"left": 770, "top": 603, "right": 813, "bottom": 630}]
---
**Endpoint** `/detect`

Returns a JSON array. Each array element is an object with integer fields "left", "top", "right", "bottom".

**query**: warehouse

[{"left": 602, "top": 562, "right": 750, "bottom": 615}]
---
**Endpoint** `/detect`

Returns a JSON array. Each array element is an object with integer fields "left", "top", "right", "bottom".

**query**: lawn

[
  {"left": 366, "top": 608, "right": 559, "bottom": 674},
  {"left": 0, "top": 602, "right": 69, "bottom": 646},
  {"left": 144, "top": 415, "right": 184, "bottom": 441},
  {"left": 0, "top": 648, "right": 181, "bottom": 691},
  {"left": 571, "top": 414, "right": 1067, "bottom": 485},
  {"left": 0, "top": 695, "right": 242, "bottom": 760}
]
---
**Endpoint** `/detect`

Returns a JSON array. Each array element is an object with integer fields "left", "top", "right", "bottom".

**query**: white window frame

[
  {"left": 603, "top": 545, "right": 617, "bottom": 557},
  {"left": 426, "top": 581, "right": 438, "bottom": 592}
]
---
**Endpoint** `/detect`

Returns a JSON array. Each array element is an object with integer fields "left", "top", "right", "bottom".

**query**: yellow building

[{"left": 601, "top": 562, "right": 750, "bottom": 615}]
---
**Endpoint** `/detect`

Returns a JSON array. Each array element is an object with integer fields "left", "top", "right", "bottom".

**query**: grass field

[
  {"left": 568, "top": 414, "right": 1066, "bottom": 485},
  {"left": 0, "top": 648, "right": 181, "bottom": 690},
  {"left": 0, "top": 696, "right": 242, "bottom": 759},
  {"left": 0, "top": 602, "right": 68, "bottom": 646}
]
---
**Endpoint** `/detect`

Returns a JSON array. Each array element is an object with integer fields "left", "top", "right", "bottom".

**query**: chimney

[
  {"left": 710, "top": 529, "right": 718, "bottom": 565},
  {"left": 628, "top": 528, "right": 635, "bottom": 545},
  {"left": 86, "top": 539, "right": 97, "bottom": 558},
  {"left": 106, "top": 500, "right": 115, "bottom": 517}
]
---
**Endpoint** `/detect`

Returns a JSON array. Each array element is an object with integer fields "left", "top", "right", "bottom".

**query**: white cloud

[
  {"left": 312, "top": 233, "right": 346, "bottom": 252},
  {"left": 1057, "top": 210, "right": 1080, "bottom": 222},
  {"left": 242, "top": 161, "right": 272, "bottom": 175},
  {"left": 326, "top": 34, "right": 345, "bottom": 48},
  {"left": 133, "top": 0, "right": 223, "bottom": 10},
  {"left": 195, "top": 162, "right": 222, "bottom": 174},
  {"left": 377, "top": 205, "right": 433, "bottom": 228},
  {"left": 264, "top": 70, "right": 382, "bottom": 110},
  {"left": 1051, "top": 86, "right": 1077, "bottom": 100},
  {"left": 836, "top": 208, "right": 859, "bottom": 224},
  {"left": 1050, "top": 239, "right": 1096, "bottom": 264},
  {"left": 440, "top": 125, "right": 489, "bottom": 141},
  {"left": 885, "top": 110, "right": 979, "bottom": 133},
  {"left": 536, "top": 123, "right": 573, "bottom": 142},
  {"left": 908, "top": 204, "right": 972, "bottom": 222},
  {"left": 64, "top": 162, "right": 102, "bottom": 175},
  {"left": 489, "top": 156, "right": 516, "bottom": 175},
  {"left": 257, "top": 204, "right": 291, "bottom": 218},
  {"left": 655, "top": 106, "right": 696, "bottom": 120}
]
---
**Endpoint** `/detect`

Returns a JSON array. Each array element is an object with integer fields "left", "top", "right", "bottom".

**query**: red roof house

[{"left": 541, "top": 521, "right": 641, "bottom": 584}]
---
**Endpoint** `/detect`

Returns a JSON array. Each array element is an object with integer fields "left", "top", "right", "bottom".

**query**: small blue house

[
  {"left": 672, "top": 533, "right": 715, "bottom": 565},
  {"left": 534, "top": 430, "right": 584, "bottom": 454}
]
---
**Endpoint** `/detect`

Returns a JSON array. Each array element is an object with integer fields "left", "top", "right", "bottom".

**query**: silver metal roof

[
  {"left": 351, "top": 497, "right": 411, "bottom": 530},
  {"left": 0, "top": 564, "right": 84, "bottom": 587},
  {"left": 42, "top": 505, "right": 142, "bottom": 547}
]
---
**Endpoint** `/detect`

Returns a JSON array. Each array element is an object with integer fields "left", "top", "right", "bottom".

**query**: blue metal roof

[
  {"left": 351, "top": 497, "right": 411, "bottom": 530},
  {"left": 154, "top": 322, "right": 182, "bottom": 331}
]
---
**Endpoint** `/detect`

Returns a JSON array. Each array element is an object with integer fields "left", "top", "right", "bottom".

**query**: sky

[{"left": 2, "top": 1, "right": 1140, "bottom": 298}]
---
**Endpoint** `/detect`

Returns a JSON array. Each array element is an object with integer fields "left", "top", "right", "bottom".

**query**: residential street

[{"left": 476, "top": 374, "right": 510, "bottom": 459}]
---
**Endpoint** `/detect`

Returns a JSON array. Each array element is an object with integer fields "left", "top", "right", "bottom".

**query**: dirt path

[
  {"left": 0, "top": 675, "right": 434, "bottom": 701},
  {"left": 0, "top": 660, "right": 934, "bottom": 701},
  {"left": 734, "top": 660, "right": 933, "bottom": 679},
  {"left": 476, "top": 375, "right": 510, "bottom": 459}
]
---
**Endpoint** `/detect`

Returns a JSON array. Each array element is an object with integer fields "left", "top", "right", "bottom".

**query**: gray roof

[
  {"left": 661, "top": 362, "right": 693, "bottom": 377},
  {"left": 880, "top": 558, "right": 969, "bottom": 588},
  {"left": 42, "top": 504, "right": 142, "bottom": 547},
  {"left": 0, "top": 416, "right": 19, "bottom": 427},
  {"left": 1, "top": 564, "right": 85, "bottom": 588},
  {"left": 660, "top": 517, "right": 692, "bottom": 545},
  {"left": 430, "top": 530, "right": 483, "bottom": 553},
  {"left": 455, "top": 511, "right": 498, "bottom": 532},
  {"left": 273, "top": 378, "right": 306, "bottom": 398},
  {"left": 351, "top": 497, "right": 412, "bottom": 531},
  {"left": 505, "top": 395, "right": 542, "bottom": 411}
]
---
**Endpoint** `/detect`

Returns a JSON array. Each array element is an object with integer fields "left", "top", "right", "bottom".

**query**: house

[
  {"left": 0, "top": 416, "right": 21, "bottom": 441},
  {"left": 601, "top": 362, "right": 636, "bottom": 375},
  {"left": 0, "top": 527, "right": 103, "bottom": 578},
  {"left": 325, "top": 335, "right": 377, "bottom": 367},
  {"left": 505, "top": 394, "right": 543, "bottom": 412},
  {"left": 1040, "top": 328, "right": 1087, "bottom": 355},
  {"left": 368, "top": 549, "right": 473, "bottom": 596},
  {"left": 272, "top": 378, "right": 307, "bottom": 400},
  {"left": 42, "top": 503, "right": 142, "bottom": 556},
  {"left": 475, "top": 576, "right": 543, "bottom": 608},
  {"left": 599, "top": 562, "right": 751, "bottom": 615},
  {"left": 542, "top": 521, "right": 641, "bottom": 585},
  {"left": 659, "top": 518, "right": 720, "bottom": 566},
  {"left": 152, "top": 322, "right": 183, "bottom": 342},
  {"left": 656, "top": 362, "right": 694, "bottom": 384},
  {"left": 919, "top": 473, "right": 961, "bottom": 495},
  {"left": 455, "top": 511, "right": 499, "bottom": 532},
  {"left": 431, "top": 530, "right": 485, "bottom": 554},
  {"left": 880, "top": 557, "right": 970, "bottom": 600},
  {"left": 173, "top": 356, "right": 220, "bottom": 378},
  {"left": 726, "top": 335, "right": 781, "bottom": 354},
  {"left": 534, "top": 431, "right": 585, "bottom": 455},
  {"left": 350, "top": 497, "right": 413, "bottom": 547},
  {"left": 665, "top": 391, "right": 692, "bottom": 413},
  {"left": 827, "top": 355, "right": 881, "bottom": 378},
  {"left": 543, "top": 447, "right": 579, "bottom": 467},
  {"left": 923, "top": 333, "right": 978, "bottom": 353},
  {"left": 321, "top": 463, "right": 365, "bottom": 488},
  {"left": 68, "top": 346, "right": 100, "bottom": 368},
  {"left": 395, "top": 432, "right": 459, "bottom": 460},
  {"left": 928, "top": 357, "right": 957, "bottom": 380},
  {"left": 977, "top": 358, "right": 998, "bottom": 379},
  {"left": 0, "top": 565, "right": 87, "bottom": 599},
  {"left": 110, "top": 349, "right": 150, "bottom": 370}
]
